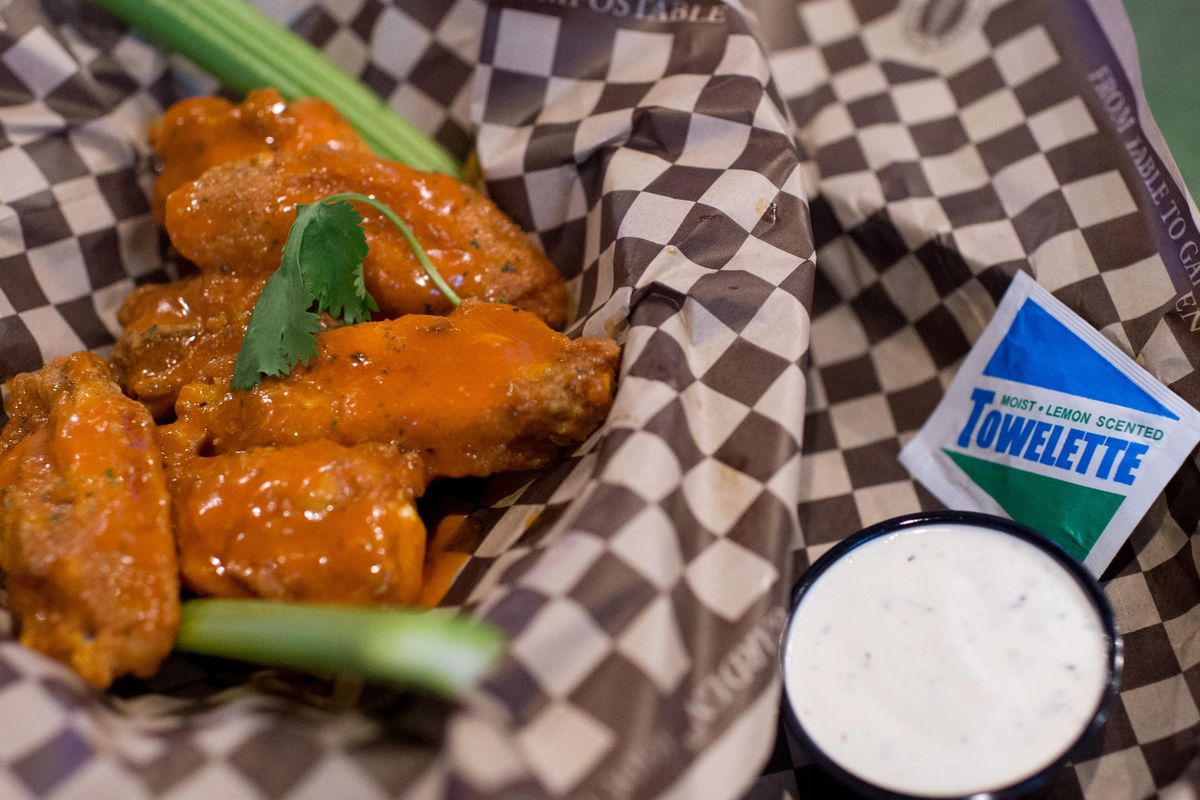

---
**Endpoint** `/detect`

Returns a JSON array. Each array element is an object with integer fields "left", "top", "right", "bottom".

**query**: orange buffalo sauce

[
  {"left": 171, "top": 440, "right": 428, "bottom": 606},
  {"left": 415, "top": 513, "right": 485, "bottom": 608},
  {"left": 110, "top": 272, "right": 269, "bottom": 418},
  {"left": 163, "top": 146, "right": 568, "bottom": 325},
  {"left": 0, "top": 354, "right": 179, "bottom": 689},
  {"left": 149, "top": 88, "right": 368, "bottom": 221},
  {"left": 159, "top": 302, "right": 618, "bottom": 609},
  {"left": 164, "top": 300, "right": 618, "bottom": 479}
]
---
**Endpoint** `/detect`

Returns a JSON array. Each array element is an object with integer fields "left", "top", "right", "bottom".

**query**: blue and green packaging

[{"left": 900, "top": 271, "right": 1200, "bottom": 576}]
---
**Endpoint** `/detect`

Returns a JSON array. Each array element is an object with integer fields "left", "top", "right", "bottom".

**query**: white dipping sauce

[{"left": 783, "top": 523, "right": 1110, "bottom": 798}]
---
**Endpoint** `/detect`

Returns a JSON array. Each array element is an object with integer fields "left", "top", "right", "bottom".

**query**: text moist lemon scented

[{"left": 781, "top": 512, "right": 1120, "bottom": 799}]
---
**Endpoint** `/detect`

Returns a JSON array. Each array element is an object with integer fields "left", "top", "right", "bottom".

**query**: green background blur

[{"left": 1125, "top": 0, "right": 1199, "bottom": 198}]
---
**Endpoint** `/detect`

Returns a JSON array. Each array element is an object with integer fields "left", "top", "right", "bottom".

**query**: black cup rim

[{"left": 778, "top": 510, "right": 1123, "bottom": 800}]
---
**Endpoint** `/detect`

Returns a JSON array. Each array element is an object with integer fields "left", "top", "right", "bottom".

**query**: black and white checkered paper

[
  {"left": 749, "top": 0, "right": 1200, "bottom": 798},
  {"left": 0, "top": 0, "right": 1198, "bottom": 798}
]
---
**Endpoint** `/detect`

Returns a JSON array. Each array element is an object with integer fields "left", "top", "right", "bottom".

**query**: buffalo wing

[
  {"left": 163, "top": 147, "right": 567, "bottom": 326},
  {"left": 110, "top": 272, "right": 270, "bottom": 417},
  {"left": 150, "top": 88, "right": 369, "bottom": 221},
  {"left": 162, "top": 300, "right": 618, "bottom": 478},
  {"left": 171, "top": 440, "right": 427, "bottom": 605},
  {"left": 0, "top": 354, "right": 179, "bottom": 688}
]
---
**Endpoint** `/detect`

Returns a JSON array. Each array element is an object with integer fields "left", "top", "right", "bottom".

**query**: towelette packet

[{"left": 900, "top": 271, "right": 1200, "bottom": 577}]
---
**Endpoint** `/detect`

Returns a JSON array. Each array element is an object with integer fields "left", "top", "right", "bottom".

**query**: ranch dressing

[{"left": 783, "top": 523, "right": 1110, "bottom": 797}]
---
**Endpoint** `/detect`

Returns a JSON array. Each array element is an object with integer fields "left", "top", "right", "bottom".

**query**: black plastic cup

[{"left": 779, "top": 511, "right": 1123, "bottom": 800}]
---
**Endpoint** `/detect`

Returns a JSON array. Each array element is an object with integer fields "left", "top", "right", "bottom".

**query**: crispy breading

[
  {"left": 163, "top": 147, "right": 568, "bottom": 327},
  {"left": 109, "top": 272, "right": 269, "bottom": 418},
  {"left": 149, "top": 88, "right": 369, "bottom": 222},
  {"left": 0, "top": 354, "right": 179, "bottom": 688}
]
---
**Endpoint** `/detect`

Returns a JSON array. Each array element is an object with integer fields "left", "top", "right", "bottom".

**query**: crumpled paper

[
  {"left": 0, "top": 1, "right": 807, "bottom": 798},
  {"left": 0, "top": 0, "right": 1197, "bottom": 798},
  {"left": 749, "top": 0, "right": 1200, "bottom": 797}
]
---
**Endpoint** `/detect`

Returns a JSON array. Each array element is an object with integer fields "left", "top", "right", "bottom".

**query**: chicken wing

[
  {"left": 150, "top": 88, "right": 369, "bottom": 221},
  {"left": 161, "top": 300, "right": 619, "bottom": 479},
  {"left": 170, "top": 440, "right": 427, "bottom": 605},
  {"left": 109, "top": 272, "right": 269, "bottom": 418},
  {"left": 0, "top": 354, "right": 179, "bottom": 689},
  {"left": 163, "top": 147, "right": 568, "bottom": 327}
]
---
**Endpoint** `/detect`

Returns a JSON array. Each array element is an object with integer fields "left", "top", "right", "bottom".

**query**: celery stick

[
  {"left": 88, "top": 0, "right": 461, "bottom": 177},
  {"left": 176, "top": 600, "right": 503, "bottom": 696}
]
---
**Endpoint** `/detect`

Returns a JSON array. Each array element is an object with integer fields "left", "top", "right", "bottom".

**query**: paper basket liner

[{"left": 0, "top": 1, "right": 1196, "bottom": 798}]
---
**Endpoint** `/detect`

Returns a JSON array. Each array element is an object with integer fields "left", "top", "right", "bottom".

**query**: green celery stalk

[
  {"left": 176, "top": 599, "right": 503, "bottom": 697},
  {"left": 88, "top": 0, "right": 461, "bottom": 178}
]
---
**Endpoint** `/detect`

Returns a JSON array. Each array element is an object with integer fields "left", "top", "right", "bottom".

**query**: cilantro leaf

[
  {"left": 231, "top": 268, "right": 321, "bottom": 390},
  {"left": 232, "top": 191, "right": 456, "bottom": 390},
  {"left": 325, "top": 192, "right": 462, "bottom": 308},
  {"left": 292, "top": 200, "right": 378, "bottom": 325}
]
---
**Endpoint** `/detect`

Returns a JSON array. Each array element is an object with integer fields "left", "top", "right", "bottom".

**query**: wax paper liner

[
  {"left": 1, "top": 0, "right": 1198, "bottom": 798},
  {"left": 0, "top": 1, "right": 809, "bottom": 798},
  {"left": 748, "top": 1, "right": 1200, "bottom": 798}
]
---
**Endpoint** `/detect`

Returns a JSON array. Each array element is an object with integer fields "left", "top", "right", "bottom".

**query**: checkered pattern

[
  {"left": 744, "top": 0, "right": 1200, "bottom": 798},
  {"left": 0, "top": 1, "right": 176, "bottom": 391},
  {"left": 3, "top": 0, "right": 1200, "bottom": 798},
  {"left": 421, "top": 5, "right": 812, "bottom": 797},
  {"left": 0, "top": 0, "right": 814, "bottom": 799},
  {"left": 258, "top": 0, "right": 483, "bottom": 162}
]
